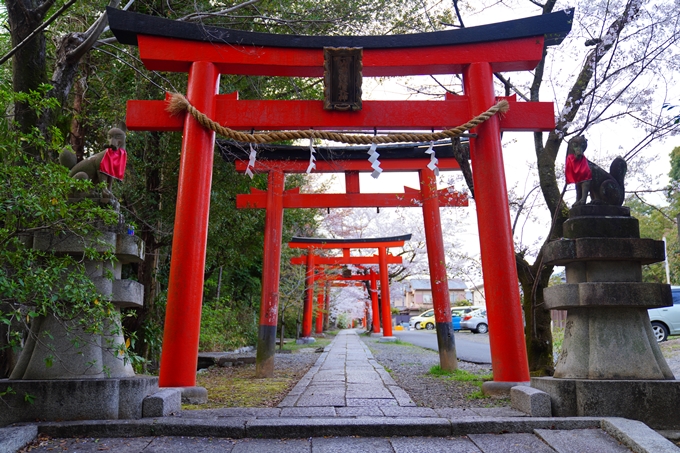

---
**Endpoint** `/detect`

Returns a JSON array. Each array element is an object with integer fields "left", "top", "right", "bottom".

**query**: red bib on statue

[
  {"left": 565, "top": 154, "right": 592, "bottom": 184},
  {"left": 100, "top": 148, "right": 127, "bottom": 181}
]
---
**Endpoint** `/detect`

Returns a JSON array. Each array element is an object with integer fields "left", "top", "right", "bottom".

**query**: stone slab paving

[{"left": 279, "top": 330, "right": 416, "bottom": 408}]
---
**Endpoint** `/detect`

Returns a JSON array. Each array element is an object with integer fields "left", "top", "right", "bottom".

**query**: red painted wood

[
  {"left": 370, "top": 270, "right": 380, "bottom": 334},
  {"left": 258, "top": 170, "right": 285, "bottom": 327},
  {"left": 126, "top": 97, "right": 555, "bottom": 132},
  {"left": 137, "top": 35, "right": 544, "bottom": 76},
  {"left": 233, "top": 158, "right": 462, "bottom": 173},
  {"left": 345, "top": 172, "right": 360, "bottom": 194},
  {"left": 289, "top": 240, "right": 407, "bottom": 249},
  {"left": 159, "top": 62, "right": 219, "bottom": 388},
  {"left": 290, "top": 254, "right": 402, "bottom": 265},
  {"left": 378, "top": 247, "right": 393, "bottom": 338},
  {"left": 316, "top": 291, "right": 324, "bottom": 334},
  {"left": 420, "top": 168, "right": 453, "bottom": 326},
  {"left": 302, "top": 251, "right": 315, "bottom": 338},
  {"left": 236, "top": 189, "right": 468, "bottom": 209},
  {"left": 464, "top": 62, "right": 529, "bottom": 383}
]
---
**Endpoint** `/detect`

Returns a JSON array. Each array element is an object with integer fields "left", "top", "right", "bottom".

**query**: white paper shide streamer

[
  {"left": 245, "top": 143, "right": 257, "bottom": 179},
  {"left": 306, "top": 138, "right": 316, "bottom": 174},
  {"left": 367, "top": 143, "right": 382, "bottom": 179},
  {"left": 425, "top": 141, "right": 439, "bottom": 176}
]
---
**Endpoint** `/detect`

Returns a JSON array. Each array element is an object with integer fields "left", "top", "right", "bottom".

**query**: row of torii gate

[{"left": 108, "top": 7, "right": 574, "bottom": 392}]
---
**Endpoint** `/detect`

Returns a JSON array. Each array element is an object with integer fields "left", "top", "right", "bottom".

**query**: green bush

[{"left": 199, "top": 300, "right": 257, "bottom": 352}]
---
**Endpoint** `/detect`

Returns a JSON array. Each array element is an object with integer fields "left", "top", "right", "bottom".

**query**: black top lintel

[
  {"left": 291, "top": 235, "right": 412, "bottom": 244},
  {"left": 107, "top": 7, "right": 573, "bottom": 49}
]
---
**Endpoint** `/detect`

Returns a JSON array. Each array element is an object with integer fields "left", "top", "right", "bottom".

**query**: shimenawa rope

[{"left": 166, "top": 92, "right": 508, "bottom": 145}]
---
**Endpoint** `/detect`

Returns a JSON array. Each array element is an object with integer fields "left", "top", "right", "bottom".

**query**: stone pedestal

[
  {"left": 523, "top": 205, "right": 680, "bottom": 429},
  {"left": 2, "top": 222, "right": 158, "bottom": 425}
]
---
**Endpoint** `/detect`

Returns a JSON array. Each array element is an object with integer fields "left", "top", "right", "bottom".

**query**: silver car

[
  {"left": 460, "top": 308, "right": 488, "bottom": 334},
  {"left": 648, "top": 286, "right": 680, "bottom": 342}
]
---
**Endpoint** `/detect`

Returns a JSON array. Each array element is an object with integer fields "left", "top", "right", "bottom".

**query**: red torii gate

[
  {"left": 290, "top": 253, "right": 401, "bottom": 336},
  {"left": 109, "top": 7, "right": 573, "bottom": 392},
  {"left": 289, "top": 238, "right": 407, "bottom": 340}
]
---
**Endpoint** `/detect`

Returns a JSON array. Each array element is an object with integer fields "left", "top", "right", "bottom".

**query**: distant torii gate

[
  {"left": 109, "top": 7, "right": 573, "bottom": 391},
  {"left": 290, "top": 250, "right": 402, "bottom": 336},
  {"left": 289, "top": 236, "right": 408, "bottom": 341}
]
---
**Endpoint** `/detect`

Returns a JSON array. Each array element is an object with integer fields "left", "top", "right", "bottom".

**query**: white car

[
  {"left": 460, "top": 308, "right": 488, "bottom": 334},
  {"left": 648, "top": 286, "right": 680, "bottom": 342},
  {"left": 409, "top": 309, "right": 434, "bottom": 330}
]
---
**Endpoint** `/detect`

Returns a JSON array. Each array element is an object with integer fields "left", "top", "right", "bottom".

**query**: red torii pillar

[{"left": 369, "top": 269, "right": 380, "bottom": 334}]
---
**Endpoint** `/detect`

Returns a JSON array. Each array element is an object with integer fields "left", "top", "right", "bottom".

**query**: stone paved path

[{"left": 278, "top": 329, "right": 415, "bottom": 409}]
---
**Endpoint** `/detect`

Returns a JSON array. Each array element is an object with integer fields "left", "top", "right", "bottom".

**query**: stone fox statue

[
  {"left": 59, "top": 128, "right": 127, "bottom": 193},
  {"left": 565, "top": 135, "right": 627, "bottom": 206}
]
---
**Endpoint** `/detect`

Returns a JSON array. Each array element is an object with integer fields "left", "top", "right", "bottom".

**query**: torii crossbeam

[{"left": 109, "top": 7, "right": 573, "bottom": 392}]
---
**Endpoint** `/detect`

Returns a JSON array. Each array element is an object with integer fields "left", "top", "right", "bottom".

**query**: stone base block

[
  {"left": 0, "top": 376, "right": 158, "bottom": 427},
  {"left": 295, "top": 337, "right": 316, "bottom": 345},
  {"left": 0, "top": 425, "right": 37, "bottom": 453},
  {"left": 510, "top": 385, "right": 551, "bottom": 417},
  {"left": 370, "top": 333, "right": 383, "bottom": 338},
  {"left": 378, "top": 336, "right": 397, "bottom": 343},
  {"left": 532, "top": 376, "right": 680, "bottom": 430},
  {"left": 143, "top": 388, "right": 182, "bottom": 417},
  {"left": 481, "top": 381, "right": 529, "bottom": 397},
  {"left": 178, "top": 386, "right": 208, "bottom": 405}
]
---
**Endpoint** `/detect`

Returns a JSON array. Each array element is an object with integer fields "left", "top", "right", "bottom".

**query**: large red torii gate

[{"left": 109, "top": 7, "right": 573, "bottom": 392}]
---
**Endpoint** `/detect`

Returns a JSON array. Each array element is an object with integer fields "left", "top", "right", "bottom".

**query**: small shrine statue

[
  {"left": 60, "top": 128, "right": 128, "bottom": 196},
  {"left": 565, "top": 135, "right": 627, "bottom": 206}
]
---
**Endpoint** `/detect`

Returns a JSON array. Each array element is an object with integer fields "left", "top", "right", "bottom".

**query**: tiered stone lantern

[
  {"left": 531, "top": 204, "right": 679, "bottom": 429},
  {"left": 0, "top": 218, "right": 159, "bottom": 426}
]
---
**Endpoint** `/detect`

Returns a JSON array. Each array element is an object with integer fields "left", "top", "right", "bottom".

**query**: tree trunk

[
  {"left": 516, "top": 252, "right": 555, "bottom": 375},
  {"left": 5, "top": 0, "right": 52, "bottom": 157}
]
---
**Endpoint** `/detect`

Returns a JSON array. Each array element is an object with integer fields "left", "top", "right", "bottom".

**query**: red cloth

[
  {"left": 565, "top": 154, "right": 591, "bottom": 184},
  {"left": 99, "top": 148, "right": 127, "bottom": 181}
]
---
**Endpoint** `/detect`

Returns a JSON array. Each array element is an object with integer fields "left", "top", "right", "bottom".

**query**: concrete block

[
  {"left": 563, "top": 215, "right": 639, "bottom": 239},
  {"left": 531, "top": 377, "right": 680, "bottom": 430},
  {"left": 511, "top": 385, "right": 551, "bottom": 417},
  {"left": 481, "top": 380, "right": 529, "bottom": 397},
  {"left": 468, "top": 433, "right": 556, "bottom": 453},
  {"left": 179, "top": 386, "right": 208, "bottom": 404},
  {"left": 0, "top": 426, "right": 37, "bottom": 453},
  {"left": 601, "top": 418, "right": 680, "bottom": 453},
  {"left": 143, "top": 388, "right": 181, "bottom": 417},
  {"left": 118, "top": 376, "right": 159, "bottom": 419},
  {"left": 535, "top": 428, "right": 632, "bottom": 453},
  {"left": 111, "top": 279, "right": 144, "bottom": 308},
  {"left": 0, "top": 376, "right": 158, "bottom": 426},
  {"left": 116, "top": 234, "right": 144, "bottom": 263},
  {"left": 34, "top": 231, "right": 117, "bottom": 254},
  {"left": 543, "top": 237, "right": 666, "bottom": 266},
  {"left": 295, "top": 337, "right": 316, "bottom": 344},
  {"left": 544, "top": 282, "right": 671, "bottom": 309},
  {"left": 245, "top": 417, "right": 451, "bottom": 438}
]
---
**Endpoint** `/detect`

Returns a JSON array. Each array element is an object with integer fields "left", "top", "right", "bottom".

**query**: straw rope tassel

[{"left": 166, "top": 92, "right": 509, "bottom": 145}]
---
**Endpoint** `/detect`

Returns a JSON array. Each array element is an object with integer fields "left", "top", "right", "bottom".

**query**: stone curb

[
  {"left": 601, "top": 418, "right": 680, "bottom": 453},
  {"left": 0, "top": 426, "right": 37, "bottom": 453},
  {"left": 4, "top": 416, "right": 677, "bottom": 452},
  {"left": 24, "top": 416, "right": 605, "bottom": 439}
]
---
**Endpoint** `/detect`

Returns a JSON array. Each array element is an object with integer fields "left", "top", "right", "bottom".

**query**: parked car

[
  {"left": 460, "top": 308, "right": 488, "bottom": 334},
  {"left": 409, "top": 309, "right": 434, "bottom": 330},
  {"left": 420, "top": 307, "right": 479, "bottom": 330},
  {"left": 648, "top": 286, "right": 680, "bottom": 342}
]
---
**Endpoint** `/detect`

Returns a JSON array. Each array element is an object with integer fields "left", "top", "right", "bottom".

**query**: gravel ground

[{"left": 359, "top": 334, "right": 507, "bottom": 409}]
